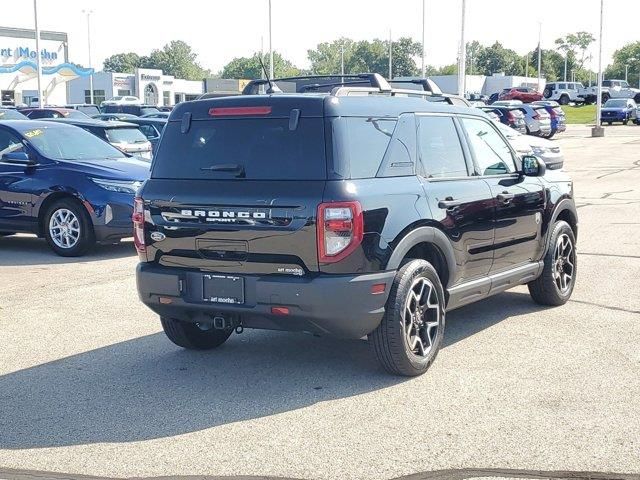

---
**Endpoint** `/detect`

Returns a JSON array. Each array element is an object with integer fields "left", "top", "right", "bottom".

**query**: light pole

[
  {"left": 421, "top": 0, "right": 426, "bottom": 78},
  {"left": 625, "top": 64, "right": 629, "bottom": 82},
  {"left": 268, "top": 0, "right": 274, "bottom": 78},
  {"left": 388, "top": 29, "right": 392, "bottom": 79},
  {"left": 537, "top": 22, "right": 542, "bottom": 91},
  {"left": 457, "top": 0, "right": 466, "bottom": 96},
  {"left": 33, "top": 0, "right": 43, "bottom": 107},
  {"left": 82, "top": 9, "right": 94, "bottom": 105},
  {"left": 593, "top": 0, "right": 605, "bottom": 137},
  {"left": 340, "top": 41, "right": 344, "bottom": 76}
]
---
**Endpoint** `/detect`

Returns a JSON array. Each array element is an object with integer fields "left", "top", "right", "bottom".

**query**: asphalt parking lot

[{"left": 0, "top": 124, "right": 639, "bottom": 480}]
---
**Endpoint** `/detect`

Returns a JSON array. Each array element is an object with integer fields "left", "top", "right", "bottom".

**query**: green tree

[
  {"left": 475, "top": 42, "right": 522, "bottom": 76},
  {"left": 435, "top": 64, "right": 458, "bottom": 75},
  {"left": 307, "top": 37, "right": 355, "bottom": 75},
  {"left": 465, "top": 40, "right": 484, "bottom": 75},
  {"left": 605, "top": 41, "right": 640, "bottom": 87},
  {"left": 103, "top": 52, "right": 142, "bottom": 73},
  {"left": 141, "top": 40, "right": 209, "bottom": 80},
  {"left": 307, "top": 37, "right": 422, "bottom": 78},
  {"left": 221, "top": 52, "right": 301, "bottom": 79}
]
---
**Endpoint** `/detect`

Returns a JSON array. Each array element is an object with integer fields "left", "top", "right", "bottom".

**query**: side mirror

[
  {"left": 1, "top": 151, "right": 37, "bottom": 166},
  {"left": 522, "top": 155, "right": 546, "bottom": 177}
]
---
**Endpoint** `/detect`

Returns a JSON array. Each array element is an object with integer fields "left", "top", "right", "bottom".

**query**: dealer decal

[{"left": 24, "top": 129, "right": 44, "bottom": 138}]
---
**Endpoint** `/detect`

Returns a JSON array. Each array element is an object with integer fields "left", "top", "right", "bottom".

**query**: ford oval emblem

[{"left": 150, "top": 231, "right": 166, "bottom": 242}]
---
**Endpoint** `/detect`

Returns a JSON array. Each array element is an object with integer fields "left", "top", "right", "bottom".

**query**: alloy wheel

[
  {"left": 553, "top": 233, "right": 575, "bottom": 293},
  {"left": 49, "top": 208, "right": 81, "bottom": 249},
  {"left": 403, "top": 277, "right": 441, "bottom": 357}
]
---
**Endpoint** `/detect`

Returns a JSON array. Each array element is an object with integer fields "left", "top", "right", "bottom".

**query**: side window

[
  {"left": 559, "top": 83, "right": 567, "bottom": 90},
  {"left": 139, "top": 125, "right": 158, "bottom": 139},
  {"left": 332, "top": 117, "right": 397, "bottom": 179},
  {"left": 0, "top": 129, "right": 24, "bottom": 156},
  {"left": 417, "top": 116, "right": 469, "bottom": 179},
  {"left": 461, "top": 118, "right": 516, "bottom": 176},
  {"left": 376, "top": 114, "right": 416, "bottom": 178},
  {"left": 621, "top": 81, "right": 629, "bottom": 88}
]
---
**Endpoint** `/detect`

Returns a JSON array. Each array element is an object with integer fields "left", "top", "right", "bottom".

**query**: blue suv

[{"left": 0, "top": 120, "right": 149, "bottom": 256}]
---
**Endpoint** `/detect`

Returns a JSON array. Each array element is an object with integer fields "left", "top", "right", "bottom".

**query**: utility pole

[
  {"left": 33, "top": 0, "right": 43, "bottom": 107},
  {"left": 388, "top": 29, "right": 392, "bottom": 79},
  {"left": 525, "top": 52, "right": 529, "bottom": 78},
  {"left": 564, "top": 53, "right": 568, "bottom": 81},
  {"left": 625, "top": 64, "right": 629, "bottom": 82},
  {"left": 457, "top": 0, "right": 466, "bottom": 96},
  {"left": 537, "top": 21, "right": 542, "bottom": 91},
  {"left": 593, "top": 0, "right": 605, "bottom": 137},
  {"left": 421, "top": 0, "right": 426, "bottom": 78},
  {"left": 268, "top": 0, "right": 274, "bottom": 78},
  {"left": 341, "top": 41, "right": 345, "bottom": 76},
  {"left": 260, "top": 36, "right": 264, "bottom": 79},
  {"left": 82, "top": 9, "right": 94, "bottom": 105}
]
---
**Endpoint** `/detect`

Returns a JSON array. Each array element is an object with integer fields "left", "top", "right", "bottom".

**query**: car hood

[
  {"left": 59, "top": 156, "right": 150, "bottom": 181},
  {"left": 524, "top": 135, "right": 555, "bottom": 148}
]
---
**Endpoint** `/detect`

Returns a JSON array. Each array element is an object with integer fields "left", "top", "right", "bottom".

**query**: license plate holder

[{"left": 202, "top": 274, "right": 244, "bottom": 305}]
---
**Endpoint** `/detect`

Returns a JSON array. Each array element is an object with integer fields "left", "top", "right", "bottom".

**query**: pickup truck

[{"left": 578, "top": 79, "right": 640, "bottom": 104}]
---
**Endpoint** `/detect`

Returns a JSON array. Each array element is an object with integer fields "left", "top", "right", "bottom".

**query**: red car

[
  {"left": 19, "top": 107, "right": 89, "bottom": 119},
  {"left": 498, "top": 87, "right": 543, "bottom": 103}
]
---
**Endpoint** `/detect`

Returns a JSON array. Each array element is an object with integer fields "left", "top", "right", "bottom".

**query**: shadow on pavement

[
  {"left": 0, "top": 235, "right": 135, "bottom": 266},
  {"left": 0, "top": 291, "right": 544, "bottom": 449}
]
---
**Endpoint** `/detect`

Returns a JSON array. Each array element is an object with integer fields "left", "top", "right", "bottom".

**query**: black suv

[{"left": 135, "top": 75, "right": 578, "bottom": 376}]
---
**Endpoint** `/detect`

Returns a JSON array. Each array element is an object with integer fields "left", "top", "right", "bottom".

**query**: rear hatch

[{"left": 140, "top": 97, "right": 326, "bottom": 275}]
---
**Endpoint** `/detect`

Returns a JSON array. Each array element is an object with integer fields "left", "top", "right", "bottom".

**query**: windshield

[
  {"left": 105, "top": 127, "right": 148, "bottom": 144},
  {"left": 0, "top": 109, "right": 28, "bottom": 120},
  {"left": 76, "top": 106, "right": 100, "bottom": 116},
  {"left": 152, "top": 118, "right": 326, "bottom": 180},
  {"left": 24, "top": 125, "right": 127, "bottom": 160},
  {"left": 110, "top": 96, "right": 123, "bottom": 101},
  {"left": 605, "top": 99, "right": 628, "bottom": 108}
]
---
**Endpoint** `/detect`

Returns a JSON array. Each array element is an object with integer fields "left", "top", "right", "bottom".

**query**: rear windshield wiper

[{"left": 200, "top": 163, "right": 246, "bottom": 178}]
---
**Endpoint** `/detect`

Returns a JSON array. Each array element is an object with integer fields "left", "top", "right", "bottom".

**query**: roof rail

[
  {"left": 390, "top": 78, "right": 443, "bottom": 94},
  {"left": 241, "top": 73, "right": 391, "bottom": 95}
]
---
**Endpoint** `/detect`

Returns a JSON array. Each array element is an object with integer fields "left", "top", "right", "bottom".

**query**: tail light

[
  {"left": 317, "top": 201, "right": 363, "bottom": 263},
  {"left": 132, "top": 196, "right": 146, "bottom": 255},
  {"left": 533, "top": 112, "right": 540, "bottom": 120}
]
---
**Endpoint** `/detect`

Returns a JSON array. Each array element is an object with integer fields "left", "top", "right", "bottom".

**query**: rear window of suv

[{"left": 152, "top": 118, "right": 326, "bottom": 180}]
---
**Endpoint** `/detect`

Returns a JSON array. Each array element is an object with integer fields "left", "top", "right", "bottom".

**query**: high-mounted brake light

[
  {"left": 209, "top": 106, "right": 272, "bottom": 116},
  {"left": 317, "top": 201, "right": 363, "bottom": 263},
  {"left": 132, "top": 197, "right": 146, "bottom": 255}
]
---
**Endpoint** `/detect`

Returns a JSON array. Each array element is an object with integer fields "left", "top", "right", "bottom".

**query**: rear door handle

[
  {"left": 496, "top": 192, "right": 515, "bottom": 204},
  {"left": 438, "top": 197, "right": 463, "bottom": 209}
]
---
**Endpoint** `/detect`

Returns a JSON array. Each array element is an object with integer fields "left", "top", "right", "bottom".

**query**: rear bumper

[{"left": 136, "top": 264, "right": 395, "bottom": 339}]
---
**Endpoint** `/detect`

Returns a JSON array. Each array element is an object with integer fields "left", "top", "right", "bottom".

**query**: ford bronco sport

[{"left": 135, "top": 74, "right": 578, "bottom": 376}]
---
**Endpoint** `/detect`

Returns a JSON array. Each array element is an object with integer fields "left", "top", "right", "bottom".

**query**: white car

[
  {"left": 494, "top": 120, "right": 564, "bottom": 170},
  {"left": 543, "top": 82, "right": 585, "bottom": 105},
  {"left": 100, "top": 96, "right": 143, "bottom": 107}
]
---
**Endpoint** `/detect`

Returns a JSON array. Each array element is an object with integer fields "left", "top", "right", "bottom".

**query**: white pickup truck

[{"left": 578, "top": 79, "right": 640, "bottom": 104}]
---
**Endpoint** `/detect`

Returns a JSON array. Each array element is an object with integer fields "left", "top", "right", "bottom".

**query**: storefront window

[
  {"left": 163, "top": 91, "right": 171, "bottom": 106},
  {"left": 84, "top": 89, "right": 106, "bottom": 105},
  {"left": 117, "top": 89, "right": 131, "bottom": 96}
]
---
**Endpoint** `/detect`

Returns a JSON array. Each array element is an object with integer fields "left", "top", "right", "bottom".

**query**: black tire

[
  {"left": 43, "top": 198, "right": 95, "bottom": 257},
  {"left": 528, "top": 220, "right": 577, "bottom": 306},
  {"left": 161, "top": 317, "right": 233, "bottom": 350},
  {"left": 558, "top": 94, "right": 569, "bottom": 105},
  {"left": 370, "top": 259, "right": 446, "bottom": 377},
  {"left": 623, "top": 119, "right": 629, "bottom": 125},
  {"left": 607, "top": 121, "right": 612, "bottom": 126}
]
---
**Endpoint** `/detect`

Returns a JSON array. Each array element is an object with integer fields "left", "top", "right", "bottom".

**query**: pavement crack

[{"left": 569, "top": 299, "right": 640, "bottom": 315}]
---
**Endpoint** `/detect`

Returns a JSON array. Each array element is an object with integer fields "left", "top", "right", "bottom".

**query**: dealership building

[
  {"left": 67, "top": 68, "right": 205, "bottom": 106},
  {"left": 0, "top": 26, "right": 93, "bottom": 106}
]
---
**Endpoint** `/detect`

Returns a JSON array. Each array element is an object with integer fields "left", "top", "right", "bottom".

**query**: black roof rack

[{"left": 241, "top": 73, "right": 391, "bottom": 95}]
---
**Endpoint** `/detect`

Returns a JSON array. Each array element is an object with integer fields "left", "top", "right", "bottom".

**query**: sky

[{"left": 8, "top": 0, "right": 640, "bottom": 75}]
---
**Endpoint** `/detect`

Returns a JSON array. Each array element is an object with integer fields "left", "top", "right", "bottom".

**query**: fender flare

[
  {"left": 544, "top": 199, "right": 578, "bottom": 254},
  {"left": 386, "top": 227, "right": 458, "bottom": 288}
]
